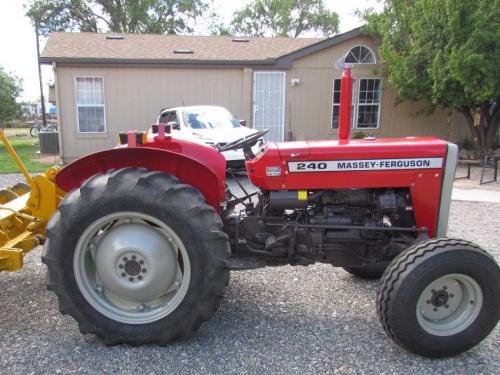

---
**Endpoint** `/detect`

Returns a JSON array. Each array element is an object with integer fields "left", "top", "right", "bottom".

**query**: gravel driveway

[{"left": 0, "top": 173, "right": 498, "bottom": 374}]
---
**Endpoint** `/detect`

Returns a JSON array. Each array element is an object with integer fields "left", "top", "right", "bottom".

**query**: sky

[{"left": 0, "top": 0, "right": 382, "bottom": 102}]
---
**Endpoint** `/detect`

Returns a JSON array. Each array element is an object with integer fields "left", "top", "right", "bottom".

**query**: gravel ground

[{"left": 0, "top": 173, "right": 498, "bottom": 374}]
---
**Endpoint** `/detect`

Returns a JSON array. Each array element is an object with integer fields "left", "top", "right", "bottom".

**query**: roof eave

[{"left": 39, "top": 56, "right": 278, "bottom": 66}]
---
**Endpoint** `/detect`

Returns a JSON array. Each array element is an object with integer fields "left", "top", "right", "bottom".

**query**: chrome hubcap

[
  {"left": 74, "top": 212, "right": 191, "bottom": 324},
  {"left": 416, "top": 273, "right": 482, "bottom": 336}
]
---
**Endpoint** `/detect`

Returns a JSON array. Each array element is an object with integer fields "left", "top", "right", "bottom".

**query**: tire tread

[
  {"left": 43, "top": 168, "right": 230, "bottom": 345},
  {"left": 377, "top": 237, "right": 494, "bottom": 351}
]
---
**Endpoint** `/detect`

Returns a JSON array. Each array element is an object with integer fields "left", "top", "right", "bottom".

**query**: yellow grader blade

[{"left": 0, "top": 129, "right": 63, "bottom": 271}]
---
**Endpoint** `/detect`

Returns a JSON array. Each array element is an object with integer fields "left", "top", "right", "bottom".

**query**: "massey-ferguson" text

[{"left": 288, "top": 157, "right": 443, "bottom": 173}]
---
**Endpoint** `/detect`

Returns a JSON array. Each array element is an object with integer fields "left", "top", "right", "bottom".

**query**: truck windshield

[{"left": 182, "top": 107, "right": 241, "bottom": 129}]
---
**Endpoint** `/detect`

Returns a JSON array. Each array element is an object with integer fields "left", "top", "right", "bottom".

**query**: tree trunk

[{"left": 459, "top": 105, "right": 499, "bottom": 160}]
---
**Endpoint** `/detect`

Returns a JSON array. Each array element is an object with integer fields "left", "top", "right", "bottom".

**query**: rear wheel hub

[
  {"left": 124, "top": 259, "right": 142, "bottom": 276},
  {"left": 73, "top": 212, "right": 191, "bottom": 325}
]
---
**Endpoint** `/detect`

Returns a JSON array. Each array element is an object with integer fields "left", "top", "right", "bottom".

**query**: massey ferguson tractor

[{"left": 0, "top": 68, "right": 498, "bottom": 358}]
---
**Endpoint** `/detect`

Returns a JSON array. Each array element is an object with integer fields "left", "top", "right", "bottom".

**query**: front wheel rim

[
  {"left": 416, "top": 273, "right": 483, "bottom": 336},
  {"left": 74, "top": 211, "right": 191, "bottom": 325}
]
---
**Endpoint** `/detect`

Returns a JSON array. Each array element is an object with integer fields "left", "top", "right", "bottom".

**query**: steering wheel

[{"left": 218, "top": 129, "right": 269, "bottom": 153}]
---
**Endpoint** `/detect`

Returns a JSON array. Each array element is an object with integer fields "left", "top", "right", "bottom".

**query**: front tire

[
  {"left": 43, "top": 168, "right": 230, "bottom": 345},
  {"left": 377, "top": 238, "right": 500, "bottom": 357}
]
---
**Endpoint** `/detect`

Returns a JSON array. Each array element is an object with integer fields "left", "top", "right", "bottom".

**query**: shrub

[{"left": 351, "top": 131, "right": 365, "bottom": 139}]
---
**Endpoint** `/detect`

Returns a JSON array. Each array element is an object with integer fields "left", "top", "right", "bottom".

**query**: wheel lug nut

[
  {"left": 142, "top": 268, "right": 147, "bottom": 273},
  {"left": 132, "top": 255, "right": 137, "bottom": 260},
  {"left": 121, "top": 272, "right": 126, "bottom": 277},
  {"left": 118, "top": 264, "right": 124, "bottom": 269},
  {"left": 445, "top": 304, "right": 449, "bottom": 308},
  {"left": 426, "top": 300, "right": 430, "bottom": 304},
  {"left": 470, "top": 300, "right": 474, "bottom": 304},
  {"left": 443, "top": 286, "right": 447, "bottom": 290},
  {"left": 129, "top": 277, "right": 134, "bottom": 282},
  {"left": 449, "top": 294, "right": 454, "bottom": 298},
  {"left": 431, "top": 289, "right": 436, "bottom": 293},
  {"left": 433, "top": 307, "right": 438, "bottom": 311},
  {"left": 139, "top": 260, "right": 144, "bottom": 265},
  {"left": 138, "top": 275, "right": 143, "bottom": 280},
  {"left": 123, "top": 257, "right": 128, "bottom": 262}
]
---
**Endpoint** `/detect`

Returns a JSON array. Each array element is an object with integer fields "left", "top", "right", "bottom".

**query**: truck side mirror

[
  {"left": 239, "top": 119, "right": 247, "bottom": 127},
  {"left": 167, "top": 121, "right": 180, "bottom": 130}
]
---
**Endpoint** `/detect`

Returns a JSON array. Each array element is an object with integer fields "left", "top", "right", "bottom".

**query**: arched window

[{"left": 345, "top": 45, "right": 376, "bottom": 64}]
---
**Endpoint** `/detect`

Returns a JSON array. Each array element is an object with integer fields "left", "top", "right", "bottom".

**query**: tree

[
  {"left": 207, "top": 12, "right": 233, "bottom": 36},
  {"left": 231, "top": 0, "right": 339, "bottom": 38},
  {"left": 0, "top": 67, "right": 23, "bottom": 123},
  {"left": 25, "top": 0, "right": 208, "bottom": 36},
  {"left": 362, "top": 0, "right": 500, "bottom": 157}
]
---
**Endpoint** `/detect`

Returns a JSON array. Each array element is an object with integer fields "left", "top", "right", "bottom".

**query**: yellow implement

[{"left": 0, "top": 129, "right": 63, "bottom": 271}]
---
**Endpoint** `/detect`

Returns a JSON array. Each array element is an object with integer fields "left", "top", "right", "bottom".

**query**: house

[{"left": 40, "top": 28, "right": 469, "bottom": 162}]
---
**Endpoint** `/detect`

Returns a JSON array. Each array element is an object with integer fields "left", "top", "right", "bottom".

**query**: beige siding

[
  {"left": 56, "top": 65, "right": 251, "bottom": 161},
  {"left": 55, "top": 34, "right": 472, "bottom": 161},
  {"left": 287, "top": 35, "right": 469, "bottom": 142}
]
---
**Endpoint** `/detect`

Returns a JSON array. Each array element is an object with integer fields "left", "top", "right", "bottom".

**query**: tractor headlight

[{"left": 266, "top": 166, "right": 281, "bottom": 176}]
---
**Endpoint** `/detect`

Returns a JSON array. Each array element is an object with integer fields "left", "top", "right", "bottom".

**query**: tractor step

[{"left": 229, "top": 258, "right": 267, "bottom": 270}]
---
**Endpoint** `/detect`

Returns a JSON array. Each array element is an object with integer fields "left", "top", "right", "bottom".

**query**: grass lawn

[{"left": 0, "top": 128, "right": 56, "bottom": 174}]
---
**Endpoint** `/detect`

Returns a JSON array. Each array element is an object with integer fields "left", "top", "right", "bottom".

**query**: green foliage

[
  {"left": 351, "top": 131, "right": 366, "bottom": 139},
  {"left": 231, "top": 0, "right": 339, "bottom": 38},
  {"left": 362, "top": 0, "right": 500, "bottom": 155},
  {"left": 207, "top": 11, "right": 233, "bottom": 36},
  {"left": 0, "top": 66, "right": 23, "bottom": 123},
  {"left": 0, "top": 129, "right": 55, "bottom": 173},
  {"left": 25, "top": 0, "right": 208, "bottom": 36}
]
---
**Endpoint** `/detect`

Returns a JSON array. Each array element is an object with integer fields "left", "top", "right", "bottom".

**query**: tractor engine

[{"left": 225, "top": 188, "right": 418, "bottom": 268}]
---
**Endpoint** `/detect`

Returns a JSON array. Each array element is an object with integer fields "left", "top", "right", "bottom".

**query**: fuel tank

[{"left": 246, "top": 137, "right": 455, "bottom": 238}]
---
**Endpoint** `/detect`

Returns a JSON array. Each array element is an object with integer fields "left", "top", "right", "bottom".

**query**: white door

[{"left": 253, "top": 71, "right": 286, "bottom": 142}]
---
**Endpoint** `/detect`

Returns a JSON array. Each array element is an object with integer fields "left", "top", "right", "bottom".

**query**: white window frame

[
  {"left": 355, "top": 78, "right": 382, "bottom": 129},
  {"left": 331, "top": 78, "right": 382, "bottom": 130},
  {"left": 345, "top": 45, "right": 377, "bottom": 64},
  {"left": 75, "top": 76, "right": 107, "bottom": 134}
]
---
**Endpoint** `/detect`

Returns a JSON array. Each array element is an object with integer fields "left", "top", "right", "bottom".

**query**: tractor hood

[
  {"left": 247, "top": 137, "right": 448, "bottom": 191},
  {"left": 274, "top": 137, "right": 447, "bottom": 162}
]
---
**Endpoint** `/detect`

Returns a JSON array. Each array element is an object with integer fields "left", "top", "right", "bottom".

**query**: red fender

[{"left": 55, "top": 145, "right": 227, "bottom": 211}]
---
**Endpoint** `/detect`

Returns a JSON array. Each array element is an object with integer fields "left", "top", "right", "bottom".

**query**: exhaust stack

[{"left": 338, "top": 67, "right": 353, "bottom": 142}]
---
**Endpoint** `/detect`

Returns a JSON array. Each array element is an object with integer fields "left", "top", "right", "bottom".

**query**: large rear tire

[
  {"left": 43, "top": 168, "right": 230, "bottom": 345},
  {"left": 377, "top": 238, "right": 500, "bottom": 357}
]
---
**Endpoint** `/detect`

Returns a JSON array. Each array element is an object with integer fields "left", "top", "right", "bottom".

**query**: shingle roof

[{"left": 40, "top": 32, "right": 323, "bottom": 64}]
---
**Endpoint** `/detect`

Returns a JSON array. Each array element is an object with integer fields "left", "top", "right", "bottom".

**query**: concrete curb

[{"left": 452, "top": 188, "right": 500, "bottom": 203}]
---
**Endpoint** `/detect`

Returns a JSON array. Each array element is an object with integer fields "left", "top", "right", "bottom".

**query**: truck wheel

[
  {"left": 42, "top": 168, "right": 230, "bottom": 345},
  {"left": 343, "top": 262, "right": 388, "bottom": 279},
  {"left": 377, "top": 238, "right": 500, "bottom": 357}
]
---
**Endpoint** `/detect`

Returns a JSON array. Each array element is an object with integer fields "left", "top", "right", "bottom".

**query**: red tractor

[{"left": 16, "top": 69, "right": 495, "bottom": 358}]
